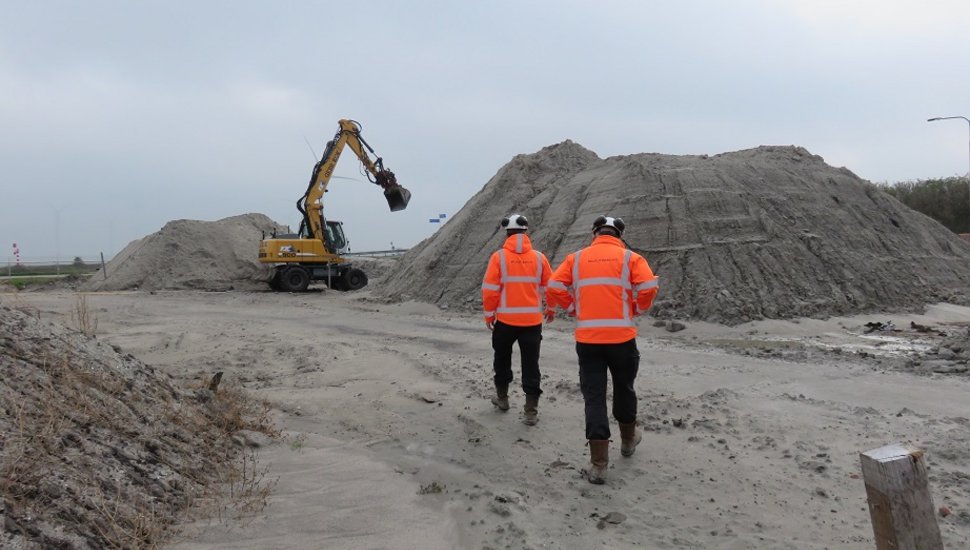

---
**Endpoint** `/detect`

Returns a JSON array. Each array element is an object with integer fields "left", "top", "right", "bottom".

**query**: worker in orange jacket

[
  {"left": 482, "top": 214, "right": 554, "bottom": 426},
  {"left": 546, "top": 215, "right": 659, "bottom": 484}
]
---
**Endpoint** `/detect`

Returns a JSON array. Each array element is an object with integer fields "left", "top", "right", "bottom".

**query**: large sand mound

[
  {"left": 377, "top": 142, "right": 970, "bottom": 324},
  {"left": 82, "top": 213, "right": 283, "bottom": 292}
]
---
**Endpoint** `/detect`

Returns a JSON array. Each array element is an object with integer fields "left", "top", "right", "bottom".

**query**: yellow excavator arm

[
  {"left": 299, "top": 119, "right": 411, "bottom": 242},
  {"left": 259, "top": 119, "right": 411, "bottom": 293}
]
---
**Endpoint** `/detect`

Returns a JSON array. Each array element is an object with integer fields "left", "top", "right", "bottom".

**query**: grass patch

[
  {"left": 288, "top": 433, "right": 308, "bottom": 452},
  {"left": 2, "top": 263, "right": 100, "bottom": 277},
  {"left": 418, "top": 481, "right": 446, "bottom": 495},
  {"left": 3, "top": 275, "right": 65, "bottom": 289}
]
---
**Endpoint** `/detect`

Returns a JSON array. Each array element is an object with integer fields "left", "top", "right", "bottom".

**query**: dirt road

[{"left": 15, "top": 289, "right": 970, "bottom": 549}]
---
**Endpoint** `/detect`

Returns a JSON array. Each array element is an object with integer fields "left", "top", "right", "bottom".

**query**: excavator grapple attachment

[{"left": 384, "top": 185, "right": 411, "bottom": 212}]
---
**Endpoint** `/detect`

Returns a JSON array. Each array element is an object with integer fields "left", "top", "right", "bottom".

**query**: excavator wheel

[
  {"left": 341, "top": 268, "right": 368, "bottom": 291},
  {"left": 328, "top": 274, "right": 347, "bottom": 291},
  {"left": 269, "top": 271, "right": 283, "bottom": 291},
  {"left": 279, "top": 266, "right": 310, "bottom": 292}
]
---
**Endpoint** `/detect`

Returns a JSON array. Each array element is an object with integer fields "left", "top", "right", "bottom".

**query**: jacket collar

[
  {"left": 503, "top": 233, "right": 533, "bottom": 254},
  {"left": 591, "top": 234, "right": 625, "bottom": 248}
]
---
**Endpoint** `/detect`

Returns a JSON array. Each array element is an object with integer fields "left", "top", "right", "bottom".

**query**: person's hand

[
  {"left": 485, "top": 318, "right": 495, "bottom": 331},
  {"left": 544, "top": 309, "right": 556, "bottom": 323}
]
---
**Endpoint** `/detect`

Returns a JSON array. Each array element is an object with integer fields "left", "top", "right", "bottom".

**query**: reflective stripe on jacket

[
  {"left": 546, "top": 234, "right": 658, "bottom": 343},
  {"left": 482, "top": 233, "right": 553, "bottom": 326}
]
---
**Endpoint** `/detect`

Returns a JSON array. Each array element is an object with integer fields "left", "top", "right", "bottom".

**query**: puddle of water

[{"left": 810, "top": 333, "right": 934, "bottom": 358}]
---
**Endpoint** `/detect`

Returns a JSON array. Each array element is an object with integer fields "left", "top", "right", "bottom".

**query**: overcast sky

[{"left": 3, "top": 1, "right": 970, "bottom": 261}]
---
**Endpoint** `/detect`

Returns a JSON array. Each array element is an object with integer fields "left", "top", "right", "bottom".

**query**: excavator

[{"left": 258, "top": 119, "right": 411, "bottom": 292}]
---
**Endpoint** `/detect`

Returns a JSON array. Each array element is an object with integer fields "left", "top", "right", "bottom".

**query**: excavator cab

[{"left": 324, "top": 220, "right": 349, "bottom": 254}]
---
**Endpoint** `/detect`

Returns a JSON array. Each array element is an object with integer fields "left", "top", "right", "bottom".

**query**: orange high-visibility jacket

[
  {"left": 547, "top": 235, "right": 658, "bottom": 344},
  {"left": 482, "top": 233, "right": 553, "bottom": 327}
]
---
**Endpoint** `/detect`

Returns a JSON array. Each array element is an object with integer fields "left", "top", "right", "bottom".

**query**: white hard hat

[
  {"left": 501, "top": 214, "right": 529, "bottom": 231},
  {"left": 592, "top": 215, "right": 625, "bottom": 236}
]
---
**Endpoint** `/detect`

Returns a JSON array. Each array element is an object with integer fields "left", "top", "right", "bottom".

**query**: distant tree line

[{"left": 880, "top": 176, "right": 970, "bottom": 234}]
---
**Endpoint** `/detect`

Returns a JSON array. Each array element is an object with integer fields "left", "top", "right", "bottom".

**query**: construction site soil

[
  {"left": 5, "top": 290, "right": 970, "bottom": 549},
  {"left": 3, "top": 142, "right": 970, "bottom": 548}
]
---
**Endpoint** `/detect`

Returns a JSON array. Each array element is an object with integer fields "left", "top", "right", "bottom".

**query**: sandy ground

[{"left": 9, "top": 288, "right": 970, "bottom": 549}]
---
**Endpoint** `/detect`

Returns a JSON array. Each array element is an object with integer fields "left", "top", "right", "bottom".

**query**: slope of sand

[
  {"left": 78, "top": 213, "right": 402, "bottom": 294},
  {"left": 0, "top": 302, "right": 263, "bottom": 548},
  {"left": 378, "top": 143, "right": 970, "bottom": 324},
  {"left": 13, "top": 289, "right": 970, "bottom": 549},
  {"left": 81, "top": 213, "right": 284, "bottom": 292}
]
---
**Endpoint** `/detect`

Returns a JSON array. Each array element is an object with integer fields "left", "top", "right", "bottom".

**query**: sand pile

[
  {"left": 82, "top": 213, "right": 284, "bottom": 292},
  {"left": 0, "top": 303, "right": 275, "bottom": 548},
  {"left": 377, "top": 142, "right": 970, "bottom": 324},
  {"left": 344, "top": 255, "right": 400, "bottom": 283}
]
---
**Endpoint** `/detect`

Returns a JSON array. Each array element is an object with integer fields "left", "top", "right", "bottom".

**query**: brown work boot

[
  {"left": 618, "top": 421, "right": 642, "bottom": 457},
  {"left": 586, "top": 439, "right": 609, "bottom": 484},
  {"left": 491, "top": 384, "right": 510, "bottom": 411},
  {"left": 523, "top": 394, "right": 539, "bottom": 426}
]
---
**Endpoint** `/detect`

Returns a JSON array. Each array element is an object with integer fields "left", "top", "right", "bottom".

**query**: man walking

[
  {"left": 546, "top": 215, "right": 658, "bottom": 484},
  {"left": 482, "top": 214, "right": 554, "bottom": 426}
]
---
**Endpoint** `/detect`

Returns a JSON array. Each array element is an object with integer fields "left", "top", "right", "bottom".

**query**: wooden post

[
  {"left": 100, "top": 252, "right": 107, "bottom": 280},
  {"left": 860, "top": 443, "right": 943, "bottom": 550}
]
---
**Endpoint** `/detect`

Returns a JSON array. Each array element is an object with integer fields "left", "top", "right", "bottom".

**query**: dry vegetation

[
  {"left": 0, "top": 302, "right": 279, "bottom": 549},
  {"left": 70, "top": 293, "right": 98, "bottom": 337}
]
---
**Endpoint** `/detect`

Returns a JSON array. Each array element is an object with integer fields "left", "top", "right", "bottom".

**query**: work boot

[
  {"left": 586, "top": 439, "right": 609, "bottom": 484},
  {"left": 491, "top": 384, "right": 510, "bottom": 411},
  {"left": 523, "top": 394, "right": 539, "bottom": 426},
  {"left": 619, "top": 421, "right": 642, "bottom": 457}
]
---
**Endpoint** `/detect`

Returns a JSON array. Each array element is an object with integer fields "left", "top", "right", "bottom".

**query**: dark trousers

[
  {"left": 577, "top": 338, "right": 640, "bottom": 440},
  {"left": 492, "top": 321, "right": 543, "bottom": 396}
]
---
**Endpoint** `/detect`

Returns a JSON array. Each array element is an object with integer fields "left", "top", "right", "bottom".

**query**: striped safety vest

[
  {"left": 547, "top": 235, "right": 658, "bottom": 343},
  {"left": 482, "top": 233, "right": 552, "bottom": 326}
]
